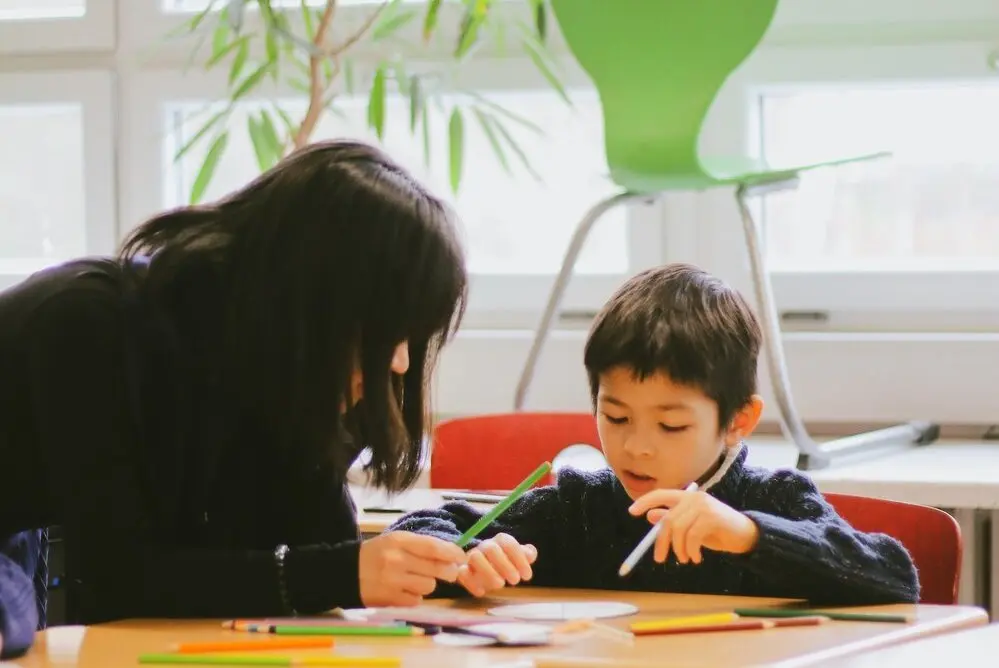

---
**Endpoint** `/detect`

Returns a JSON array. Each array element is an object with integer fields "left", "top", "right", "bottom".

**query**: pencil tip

[{"left": 618, "top": 565, "right": 630, "bottom": 577}]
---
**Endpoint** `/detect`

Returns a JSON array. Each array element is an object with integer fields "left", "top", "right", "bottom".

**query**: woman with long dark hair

[{"left": 0, "top": 140, "right": 469, "bottom": 624}]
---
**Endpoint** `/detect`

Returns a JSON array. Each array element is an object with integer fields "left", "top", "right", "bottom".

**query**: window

[
  {"left": 0, "top": 0, "right": 85, "bottom": 20},
  {"left": 0, "top": 72, "right": 116, "bottom": 291},
  {"left": 165, "top": 91, "right": 628, "bottom": 277},
  {"left": 759, "top": 83, "right": 999, "bottom": 272},
  {"left": 0, "top": 0, "right": 112, "bottom": 53}
]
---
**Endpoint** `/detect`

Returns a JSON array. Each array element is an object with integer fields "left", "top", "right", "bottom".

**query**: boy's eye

[
  {"left": 602, "top": 413, "right": 628, "bottom": 425},
  {"left": 659, "top": 424, "right": 689, "bottom": 433}
]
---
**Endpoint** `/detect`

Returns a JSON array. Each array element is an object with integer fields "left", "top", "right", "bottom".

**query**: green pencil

[
  {"left": 266, "top": 625, "right": 423, "bottom": 637},
  {"left": 139, "top": 654, "right": 399, "bottom": 666},
  {"left": 734, "top": 608, "right": 912, "bottom": 623},
  {"left": 454, "top": 461, "right": 552, "bottom": 548}
]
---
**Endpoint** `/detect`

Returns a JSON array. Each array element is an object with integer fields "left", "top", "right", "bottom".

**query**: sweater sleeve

[
  {"left": 738, "top": 469, "right": 920, "bottom": 605},
  {"left": 24, "top": 287, "right": 362, "bottom": 622},
  {"left": 387, "top": 484, "right": 567, "bottom": 589},
  {"left": 0, "top": 533, "right": 38, "bottom": 659}
]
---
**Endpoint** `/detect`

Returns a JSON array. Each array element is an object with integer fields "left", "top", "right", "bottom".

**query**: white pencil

[{"left": 618, "top": 482, "right": 698, "bottom": 577}]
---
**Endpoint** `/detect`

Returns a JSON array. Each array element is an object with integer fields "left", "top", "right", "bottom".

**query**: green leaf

[
  {"left": 248, "top": 111, "right": 283, "bottom": 172},
  {"left": 273, "top": 104, "right": 298, "bottom": 136},
  {"left": 212, "top": 16, "right": 230, "bottom": 56},
  {"left": 232, "top": 63, "right": 272, "bottom": 100},
  {"left": 190, "top": 131, "right": 229, "bottom": 204},
  {"left": 447, "top": 107, "right": 465, "bottom": 192},
  {"left": 300, "top": 0, "right": 316, "bottom": 39},
  {"left": 228, "top": 39, "right": 249, "bottom": 84},
  {"left": 455, "top": 0, "right": 494, "bottom": 59},
  {"left": 421, "top": 98, "right": 431, "bottom": 168},
  {"left": 167, "top": 0, "right": 219, "bottom": 39},
  {"left": 472, "top": 108, "right": 510, "bottom": 175},
  {"left": 422, "top": 0, "right": 443, "bottom": 42},
  {"left": 368, "top": 65, "right": 387, "bottom": 140},
  {"left": 464, "top": 91, "right": 543, "bottom": 133},
  {"left": 409, "top": 76, "right": 422, "bottom": 133},
  {"left": 373, "top": 7, "right": 418, "bottom": 41},
  {"left": 259, "top": 109, "right": 283, "bottom": 158},
  {"left": 343, "top": 58, "right": 356, "bottom": 94},
  {"left": 206, "top": 34, "right": 250, "bottom": 70},
  {"left": 175, "top": 108, "right": 230, "bottom": 162},
  {"left": 265, "top": 31, "right": 279, "bottom": 69},
  {"left": 520, "top": 30, "right": 571, "bottom": 106},
  {"left": 391, "top": 62, "right": 410, "bottom": 95},
  {"left": 492, "top": 116, "right": 541, "bottom": 181},
  {"left": 528, "top": 0, "right": 547, "bottom": 42}
]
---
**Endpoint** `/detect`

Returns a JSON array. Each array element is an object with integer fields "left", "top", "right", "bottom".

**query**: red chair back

[
  {"left": 824, "top": 493, "right": 961, "bottom": 604},
  {"left": 430, "top": 412, "right": 600, "bottom": 490}
]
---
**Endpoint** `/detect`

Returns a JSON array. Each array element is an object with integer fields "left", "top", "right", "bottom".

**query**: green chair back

[{"left": 550, "top": 0, "right": 781, "bottom": 192}]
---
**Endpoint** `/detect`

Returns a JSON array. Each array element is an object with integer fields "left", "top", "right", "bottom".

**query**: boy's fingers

[
  {"left": 686, "top": 520, "right": 710, "bottom": 564},
  {"left": 629, "top": 490, "right": 684, "bottom": 516},
  {"left": 480, "top": 540, "right": 521, "bottom": 585},
  {"left": 647, "top": 509, "right": 667, "bottom": 524},
  {"left": 654, "top": 522, "right": 671, "bottom": 563},
  {"left": 469, "top": 550, "right": 506, "bottom": 590},
  {"left": 495, "top": 534, "right": 533, "bottom": 580}
]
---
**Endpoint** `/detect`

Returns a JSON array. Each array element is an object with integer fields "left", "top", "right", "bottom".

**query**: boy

[
  {"left": 390, "top": 264, "right": 920, "bottom": 605},
  {"left": 0, "top": 531, "right": 40, "bottom": 658}
]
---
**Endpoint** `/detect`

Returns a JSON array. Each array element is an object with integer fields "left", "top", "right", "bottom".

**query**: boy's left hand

[{"left": 628, "top": 489, "right": 760, "bottom": 564}]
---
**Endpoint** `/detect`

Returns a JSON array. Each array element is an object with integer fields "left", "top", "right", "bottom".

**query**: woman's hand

[
  {"left": 358, "top": 531, "right": 468, "bottom": 607},
  {"left": 628, "top": 489, "right": 760, "bottom": 564},
  {"left": 457, "top": 533, "right": 537, "bottom": 597}
]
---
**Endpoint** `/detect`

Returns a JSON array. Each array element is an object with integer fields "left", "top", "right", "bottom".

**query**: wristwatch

[{"left": 273, "top": 544, "right": 297, "bottom": 615}]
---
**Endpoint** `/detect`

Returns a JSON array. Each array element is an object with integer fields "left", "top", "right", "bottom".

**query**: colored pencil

[
  {"left": 224, "top": 620, "right": 403, "bottom": 631},
  {"left": 618, "top": 482, "right": 698, "bottom": 576},
  {"left": 244, "top": 625, "right": 423, "bottom": 637},
  {"left": 454, "top": 461, "right": 552, "bottom": 548},
  {"left": 170, "top": 639, "right": 334, "bottom": 653},
  {"left": 632, "top": 619, "right": 774, "bottom": 636},
  {"left": 629, "top": 612, "right": 738, "bottom": 634},
  {"left": 770, "top": 616, "right": 831, "bottom": 628},
  {"left": 138, "top": 655, "right": 400, "bottom": 666},
  {"left": 734, "top": 608, "right": 912, "bottom": 623}
]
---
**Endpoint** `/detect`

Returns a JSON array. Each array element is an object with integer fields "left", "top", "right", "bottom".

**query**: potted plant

[{"left": 170, "top": 0, "right": 569, "bottom": 203}]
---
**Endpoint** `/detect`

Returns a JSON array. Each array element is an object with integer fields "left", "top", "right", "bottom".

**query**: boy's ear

[{"left": 723, "top": 395, "right": 764, "bottom": 446}]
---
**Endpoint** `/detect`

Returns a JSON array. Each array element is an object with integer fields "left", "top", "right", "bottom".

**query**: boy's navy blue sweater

[
  {"left": 0, "top": 531, "right": 39, "bottom": 658},
  {"left": 389, "top": 446, "right": 920, "bottom": 605}
]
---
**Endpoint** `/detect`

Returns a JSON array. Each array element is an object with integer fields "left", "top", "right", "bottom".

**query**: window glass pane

[
  {"left": 165, "top": 91, "right": 625, "bottom": 275},
  {"left": 759, "top": 82, "right": 999, "bottom": 271},
  {"left": 0, "top": 103, "right": 87, "bottom": 273},
  {"left": 0, "top": 0, "right": 84, "bottom": 20}
]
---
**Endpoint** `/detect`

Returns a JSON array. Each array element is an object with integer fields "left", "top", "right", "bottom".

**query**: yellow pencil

[{"left": 629, "top": 612, "right": 739, "bottom": 634}]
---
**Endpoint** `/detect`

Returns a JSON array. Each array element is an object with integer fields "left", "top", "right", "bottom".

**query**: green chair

[{"left": 514, "top": 0, "right": 938, "bottom": 469}]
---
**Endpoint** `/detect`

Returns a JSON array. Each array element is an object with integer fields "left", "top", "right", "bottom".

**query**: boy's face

[{"left": 596, "top": 366, "right": 763, "bottom": 500}]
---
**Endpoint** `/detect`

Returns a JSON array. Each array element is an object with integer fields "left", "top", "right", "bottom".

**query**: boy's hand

[
  {"left": 628, "top": 489, "right": 760, "bottom": 564},
  {"left": 457, "top": 533, "right": 538, "bottom": 597}
]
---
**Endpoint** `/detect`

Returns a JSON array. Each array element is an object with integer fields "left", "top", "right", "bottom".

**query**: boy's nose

[{"left": 622, "top": 434, "right": 655, "bottom": 458}]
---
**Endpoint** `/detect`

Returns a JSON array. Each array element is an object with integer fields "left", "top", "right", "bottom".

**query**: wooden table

[
  {"left": 16, "top": 589, "right": 987, "bottom": 668},
  {"left": 808, "top": 620, "right": 999, "bottom": 667}
]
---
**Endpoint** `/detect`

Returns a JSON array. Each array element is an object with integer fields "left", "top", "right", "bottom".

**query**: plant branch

[
  {"left": 292, "top": 0, "right": 338, "bottom": 148},
  {"left": 328, "top": 1, "right": 389, "bottom": 57}
]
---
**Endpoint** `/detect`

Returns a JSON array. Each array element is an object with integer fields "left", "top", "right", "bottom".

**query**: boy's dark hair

[
  {"left": 120, "top": 139, "right": 467, "bottom": 494},
  {"left": 584, "top": 263, "right": 761, "bottom": 429}
]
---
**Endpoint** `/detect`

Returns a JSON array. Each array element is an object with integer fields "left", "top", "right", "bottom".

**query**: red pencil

[{"left": 632, "top": 619, "right": 774, "bottom": 636}]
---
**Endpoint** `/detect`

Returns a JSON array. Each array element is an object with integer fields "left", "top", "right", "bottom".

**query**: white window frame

[
  {"left": 0, "top": 0, "right": 114, "bottom": 54},
  {"left": 0, "top": 70, "right": 117, "bottom": 291}
]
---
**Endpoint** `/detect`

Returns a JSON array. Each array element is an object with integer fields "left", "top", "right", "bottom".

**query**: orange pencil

[
  {"left": 169, "top": 638, "right": 335, "bottom": 653},
  {"left": 632, "top": 619, "right": 774, "bottom": 636},
  {"left": 770, "top": 616, "right": 830, "bottom": 628}
]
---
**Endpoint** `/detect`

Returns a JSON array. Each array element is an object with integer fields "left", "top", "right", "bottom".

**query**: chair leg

[
  {"left": 734, "top": 184, "right": 939, "bottom": 470},
  {"left": 514, "top": 191, "right": 652, "bottom": 411}
]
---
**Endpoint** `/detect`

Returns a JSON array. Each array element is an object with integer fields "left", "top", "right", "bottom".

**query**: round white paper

[
  {"left": 432, "top": 632, "right": 497, "bottom": 647},
  {"left": 486, "top": 601, "right": 639, "bottom": 621}
]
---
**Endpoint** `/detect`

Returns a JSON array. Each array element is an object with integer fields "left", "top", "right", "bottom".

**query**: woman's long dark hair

[{"left": 120, "top": 140, "right": 467, "bottom": 492}]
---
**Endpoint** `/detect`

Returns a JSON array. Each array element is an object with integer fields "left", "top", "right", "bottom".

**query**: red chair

[
  {"left": 824, "top": 493, "right": 962, "bottom": 605},
  {"left": 429, "top": 412, "right": 600, "bottom": 490}
]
